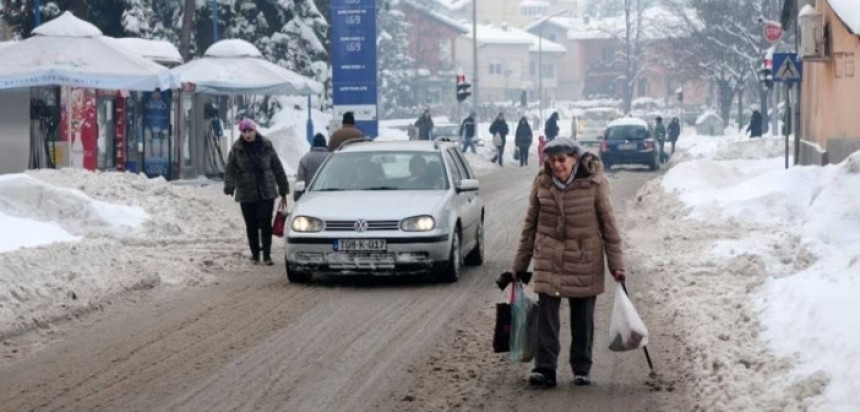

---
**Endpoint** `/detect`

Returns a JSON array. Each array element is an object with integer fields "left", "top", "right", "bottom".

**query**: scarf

[{"left": 552, "top": 161, "right": 580, "bottom": 190}]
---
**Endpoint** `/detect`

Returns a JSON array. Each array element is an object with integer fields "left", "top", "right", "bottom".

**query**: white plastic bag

[
  {"left": 608, "top": 284, "right": 649, "bottom": 352},
  {"left": 493, "top": 133, "right": 502, "bottom": 146},
  {"left": 509, "top": 281, "right": 538, "bottom": 362}
]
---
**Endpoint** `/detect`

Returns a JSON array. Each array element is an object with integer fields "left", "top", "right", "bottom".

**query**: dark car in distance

[{"left": 599, "top": 118, "right": 660, "bottom": 171}]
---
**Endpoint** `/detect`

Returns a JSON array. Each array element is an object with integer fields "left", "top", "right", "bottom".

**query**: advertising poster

[
  {"left": 115, "top": 97, "right": 126, "bottom": 171},
  {"left": 142, "top": 89, "right": 171, "bottom": 179},
  {"left": 125, "top": 95, "right": 141, "bottom": 173},
  {"left": 331, "top": 0, "right": 378, "bottom": 138},
  {"left": 59, "top": 87, "right": 97, "bottom": 170}
]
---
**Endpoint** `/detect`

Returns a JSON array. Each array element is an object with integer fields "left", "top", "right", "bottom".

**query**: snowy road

[{"left": 0, "top": 161, "right": 689, "bottom": 411}]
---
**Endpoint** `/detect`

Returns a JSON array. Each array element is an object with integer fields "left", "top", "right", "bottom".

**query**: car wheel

[
  {"left": 438, "top": 231, "right": 462, "bottom": 283},
  {"left": 464, "top": 219, "right": 484, "bottom": 266},
  {"left": 285, "top": 262, "right": 312, "bottom": 283}
]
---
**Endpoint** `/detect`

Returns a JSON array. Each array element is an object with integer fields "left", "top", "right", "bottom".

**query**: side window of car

[
  {"left": 444, "top": 151, "right": 463, "bottom": 183},
  {"left": 450, "top": 150, "right": 474, "bottom": 179}
]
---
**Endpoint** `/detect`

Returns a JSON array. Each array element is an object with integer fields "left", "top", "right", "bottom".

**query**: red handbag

[{"left": 272, "top": 198, "right": 288, "bottom": 237}]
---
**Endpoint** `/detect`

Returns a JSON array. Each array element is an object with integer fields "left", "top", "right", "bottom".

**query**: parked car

[
  {"left": 285, "top": 140, "right": 485, "bottom": 283},
  {"left": 579, "top": 107, "right": 622, "bottom": 148},
  {"left": 599, "top": 117, "right": 660, "bottom": 171}
]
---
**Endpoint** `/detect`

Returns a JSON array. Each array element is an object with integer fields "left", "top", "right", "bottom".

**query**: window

[
  {"left": 530, "top": 60, "right": 536, "bottom": 76},
  {"left": 489, "top": 62, "right": 503, "bottom": 75},
  {"left": 637, "top": 79, "right": 647, "bottom": 96},
  {"left": 439, "top": 39, "right": 452, "bottom": 61},
  {"left": 602, "top": 47, "right": 614, "bottom": 63},
  {"left": 310, "top": 151, "right": 449, "bottom": 191},
  {"left": 541, "top": 63, "right": 555, "bottom": 78},
  {"left": 444, "top": 151, "right": 463, "bottom": 182}
]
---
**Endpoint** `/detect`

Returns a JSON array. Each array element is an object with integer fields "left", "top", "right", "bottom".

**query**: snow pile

[
  {"left": 633, "top": 135, "right": 860, "bottom": 410},
  {"left": 0, "top": 169, "right": 248, "bottom": 338}
]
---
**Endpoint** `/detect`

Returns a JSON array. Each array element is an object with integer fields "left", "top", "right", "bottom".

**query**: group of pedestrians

[{"left": 223, "top": 112, "right": 366, "bottom": 266}]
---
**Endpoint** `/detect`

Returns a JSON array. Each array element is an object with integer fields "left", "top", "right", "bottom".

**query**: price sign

[{"left": 332, "top": 0, "right": 378, "bottom": 137}]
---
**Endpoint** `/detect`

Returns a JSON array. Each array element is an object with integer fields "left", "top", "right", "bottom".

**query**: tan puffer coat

[{"left": 513, "top": 154, "right": 624, "bottom": 298}]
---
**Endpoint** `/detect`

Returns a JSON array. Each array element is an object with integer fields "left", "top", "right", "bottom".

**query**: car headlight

[
  {"left": 291, "top": 216, "right": 324, "bottom": 233},
  {"left": 400, "top": 215, "right": 436, "bottom": 232}
]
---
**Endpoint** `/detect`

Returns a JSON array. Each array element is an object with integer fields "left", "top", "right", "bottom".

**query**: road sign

[
  {"left": 331, "top": 0, "right": 378, "bottom": 138},
  {"left": 764, "top": 22, "right": 783, "bottom": 44},
  {"left": 773, "top": 53, "right": 802, "bottom": 83}
]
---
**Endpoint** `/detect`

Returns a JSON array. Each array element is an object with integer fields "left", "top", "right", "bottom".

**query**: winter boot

[
  {"left": 528, "top": 369, "right": 557, "bottom": 388},
  {"left": 573, "top": 374, "right": 592, "bottom": 386},
  {"left": 262, "top": 253, "right": 274, "bottom": 266}
]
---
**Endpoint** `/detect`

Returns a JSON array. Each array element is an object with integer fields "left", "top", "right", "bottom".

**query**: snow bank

[
  {"left": 0, "top": 169, "right": 248, "bottom": 338},
  {"left": 654, "top": 138, "right": 860, "bottom": 411}
]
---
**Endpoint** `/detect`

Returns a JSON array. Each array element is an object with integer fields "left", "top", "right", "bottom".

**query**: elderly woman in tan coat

[{"left": 511, "top": 137, "right": 626, "bottom": 388}]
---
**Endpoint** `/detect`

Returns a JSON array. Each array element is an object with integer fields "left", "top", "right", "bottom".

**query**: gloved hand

[{"left": 224, "top": 187, "right": 234, "bottom": 196}]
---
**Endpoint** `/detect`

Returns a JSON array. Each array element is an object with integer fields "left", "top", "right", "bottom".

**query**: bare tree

[{"left": 665, "top": 0, "right": 781, "bottom": 128}]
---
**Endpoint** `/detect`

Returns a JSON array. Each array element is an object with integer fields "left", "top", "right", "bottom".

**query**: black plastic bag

[{"left": 493, "top": 302, "right": 512, "bottom": 353}]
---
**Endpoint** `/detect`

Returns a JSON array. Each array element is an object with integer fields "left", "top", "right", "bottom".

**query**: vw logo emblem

[{"left": 354, "top": 219, "right": 368, "bottom": 233}]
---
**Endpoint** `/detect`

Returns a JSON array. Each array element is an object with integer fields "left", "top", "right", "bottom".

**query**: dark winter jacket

[
  {"left": 747, "top": 111, "right": 763, "bottom": 137},
  {"left": 544, "top": 114, "right": 560, "bottom": 140},
  {"left": 459, "top": 116, "right": 476, "bottom": 140},
  {"left": 414, "top": 116, "right": 434, "bottom": 140},
  {"left": 654, "top": 123, "right": 667, "bottom": 143},
  {"left": 515, "top": 119, "right": 533, "bottom": 146},
  {"left": 489, "top": 119, "right": 509, "bottom": 146},
  {"left": 513, "top": 153, "right": 624, "bottom": 298},
  {"left": 224, "top": 136, "right": 289, "bottom": 203},
  {"left": 295, "top": 147, "right": 330, "bottom": 200},
  {"left": 668, "top": 121, "right": 681, "bottom": 142},
  {"left": 328, "top": 125, "right": 365, "bottom": 151}
]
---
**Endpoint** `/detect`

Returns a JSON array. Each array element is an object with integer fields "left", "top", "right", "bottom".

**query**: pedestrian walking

[
  {"left": 514, "top": 116, "right": 533, "bottom": 167},
  {"left": 489, "top": 112, "right": 509, "bottom": 166},
  {"left": 295, "top": 133, "right": 330, "bottom": 201},
  {"left": 224, "top": 118, "right": 289, "bottom": 266},
  {"left": 747, "top": 108, "right": 763, "bottom": 138},
  {"left": 668, "top": 117, "right": 681, "bottom": 154},
  {"left": 460, "top": 111, "right": 478, "bottom": 154},
  {"left": 414, "top": 109, "right": 434, "bottom": 140},
  {"left": 511, "top": 138, "right": 626, "bottom": 388},
  {"left": 544, "top": 112, "right": 560, "bottom": 141},
  {"left": 328, "top": 111, "right": 365, "bottom": 151},
  {"left": 653, "top": 116, "right": 667, "bottom": 163}
]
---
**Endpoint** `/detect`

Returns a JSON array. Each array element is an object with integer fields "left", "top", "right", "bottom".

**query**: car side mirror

[
  {"left": 295, "top": 181, "right": 306, "bottom": 194},
  {"left": 457, "top": 179, "right": 480, "bottom": 192}
]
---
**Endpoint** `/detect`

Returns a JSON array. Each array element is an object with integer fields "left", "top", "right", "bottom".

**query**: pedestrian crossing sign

[{"left": 773, "top": 53, "right": 802, "bottom": 83}]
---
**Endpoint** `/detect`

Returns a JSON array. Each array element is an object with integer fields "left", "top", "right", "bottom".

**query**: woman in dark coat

[
  {"left": 514, "top": 116, "right": 533, "bottom": 167},
  {"left": 668, "top": 117, "right": 681, "bottom": 154},
  {"left": 489, "top": 112, "right": 510, "bottom": 166},
  {"left": 224, "top": 118, "right": 289, "bottom": 266}
]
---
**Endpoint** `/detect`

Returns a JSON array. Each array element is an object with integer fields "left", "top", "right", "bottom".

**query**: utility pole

[
  {"left": 211, "top": 0, "right": 219, "bottom": 42},
  {"left": 34, "top": 0, "right": 41, "bottom": 26},
  {"left": 537, "top": 10, "right": 568, "bottom": 126},
  {"left": 472, "top": 0, "right": 479, "bottom": 112}
]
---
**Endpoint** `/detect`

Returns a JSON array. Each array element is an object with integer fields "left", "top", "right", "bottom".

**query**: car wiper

[
  {"left": 363, "top": 186, "right": 399, "bottom": 190},
  {"left": 315, "top": 188, "right": 347, "bottom": 192}
]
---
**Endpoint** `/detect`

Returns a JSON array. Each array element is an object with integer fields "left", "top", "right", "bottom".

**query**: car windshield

[
  {"left": 434, "top": 125, "right": 458, "bottom": 136},
  {"left": 607, "top": 125, "right": 649, "bottom": 140},
  {"left": 310, "top": 151, "right": 449, "bottom": 191}
]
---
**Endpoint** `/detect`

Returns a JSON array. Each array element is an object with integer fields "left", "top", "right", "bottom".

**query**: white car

[{"left": 285, "top": 140, "right": 485, "bottom": 283}]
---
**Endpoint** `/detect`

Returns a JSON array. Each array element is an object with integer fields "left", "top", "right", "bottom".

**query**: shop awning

[
  {"left": 0, "top": 12, "right": 178, "bottom": 91},
  {"left": 169, "top": 39, "right": 323, "bottom": 96}
]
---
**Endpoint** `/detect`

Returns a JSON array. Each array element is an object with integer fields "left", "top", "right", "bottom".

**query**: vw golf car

[{"left": 285, "top": 140, "right": 485, "bottom": 283}]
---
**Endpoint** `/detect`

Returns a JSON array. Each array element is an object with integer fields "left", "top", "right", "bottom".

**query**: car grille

[{"left": 324, "top": 220, "right": 400, "bottom": 231}]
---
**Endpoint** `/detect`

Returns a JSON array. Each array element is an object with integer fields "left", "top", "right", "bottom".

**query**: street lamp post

[{"left": 537, "top": 10, "right": 568, "bottom": 127}]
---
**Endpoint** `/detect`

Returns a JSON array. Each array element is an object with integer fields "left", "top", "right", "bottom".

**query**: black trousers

[
  {"left": 518, "top": 144, "right": 530, "bottom": 166},
  {"left": 240, "top": 199, "right": 275, "bottom": 259},
  {"left": 535, "top": 294, "right": 596, "bottom": 375}
]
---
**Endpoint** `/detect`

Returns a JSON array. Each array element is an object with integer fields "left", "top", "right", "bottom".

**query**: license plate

[
  {"left": 334, "top": 239, "right": 387, "bottom": 252},
  {"left": 618, "top": 143, "right": 638, "bottom": 150}
]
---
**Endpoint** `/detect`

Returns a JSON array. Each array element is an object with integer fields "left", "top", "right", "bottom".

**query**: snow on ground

[
  {"left": 0, "top": 169, "right": 247, "bottom": 338},
  {"left": 629, "top": 131, "right": 859, "bottom": 411}
]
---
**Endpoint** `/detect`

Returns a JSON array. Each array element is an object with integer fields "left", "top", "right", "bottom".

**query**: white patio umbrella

[
  {"left": 169, "top": 39, "right": 323, "bottom": 95},
  {"left": 0, "top": 11, "right": 178, "bottom": 91}
]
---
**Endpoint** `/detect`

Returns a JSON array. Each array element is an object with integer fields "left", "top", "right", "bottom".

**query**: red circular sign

[{"left": 764, "top": 23, "right": 783, "bottom": 44}]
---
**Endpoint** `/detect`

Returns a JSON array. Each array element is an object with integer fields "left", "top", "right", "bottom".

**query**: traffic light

[{"left": 456, "top": 75, "right": 471, "bottom": 102}]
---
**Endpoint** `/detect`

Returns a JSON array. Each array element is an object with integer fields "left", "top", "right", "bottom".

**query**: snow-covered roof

[
  {"left": 608, "top": 117, "right": 648, "bottom": 128},
  {"left": 433, "top": 0, "right": 471, "bottom": 11},
  {"left": 171, "top": 39, "right": 323, "bottom": 96},
  {"left": 829, "top": 0, "right": 860, "bottom": 35},
  {"left": 466, "top": 24, "right": 566, "bottom": 53},
  {"left": 519, "top": 0, "right": 550, "bottom": 8},
  {"left": 111, "top": 38, "right": 183, "bottom": 65},
  {"left": 527, "top": 7, "right": 690, "bottom": 41},
  {"left": 32, "top": 11, "right": 101, "bottom": 37},
  {"left": 696, "top": 111, "right": 723, "bottom": 125},
  {"left": 400, "top": 0, "right": 469, "bottom": 33},
  {"left": 0, "top": 12, "right": 177, "bottom": 91}
]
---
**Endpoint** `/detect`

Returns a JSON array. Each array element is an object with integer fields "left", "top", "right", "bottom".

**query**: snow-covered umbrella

[
  {"left": 169, "top": 39, "right": 323, "bottom": 96},
  {"left": 0, "top": 11, "right": 178, "bottom": 91}
]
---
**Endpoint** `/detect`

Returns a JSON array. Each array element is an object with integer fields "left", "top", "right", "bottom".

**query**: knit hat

[
  {"left": 342, "top": 111, "right": 355, "bottom": 125},
  {"left": 312, "top": 133, "right": 327, "bottom": 148},
  {"left": 238, "top": 118, "right": 258, "bottom": 132},
  {"left": 542, "top": 137, "right": 583, "bottom": 156}
]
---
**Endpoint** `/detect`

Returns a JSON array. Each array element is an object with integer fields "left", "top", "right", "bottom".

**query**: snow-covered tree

[{"left": 376, "top": 0, "right": 416, "bottom": 118}]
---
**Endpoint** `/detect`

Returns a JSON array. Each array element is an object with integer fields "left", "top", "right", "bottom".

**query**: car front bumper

[{"left": 285, "top": 234, "right": 450, "bottom": 275}]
